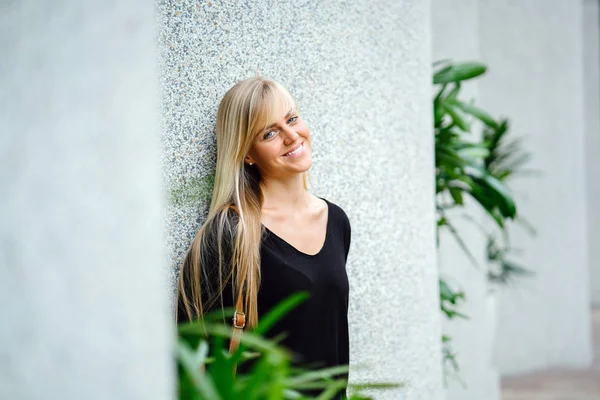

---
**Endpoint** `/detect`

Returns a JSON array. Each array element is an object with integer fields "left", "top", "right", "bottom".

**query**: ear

[{"left": 244, "top": 154, "right": 255, "bottom": 165}]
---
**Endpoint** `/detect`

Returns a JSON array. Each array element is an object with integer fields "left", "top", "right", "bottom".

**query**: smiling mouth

[{"left": 283, "top": 142, "right": 304, "bottom": 157}]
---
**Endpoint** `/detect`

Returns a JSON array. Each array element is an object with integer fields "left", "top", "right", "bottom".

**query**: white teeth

[{"left": 285, "top": 143, "right": 303, "bottom": 156}]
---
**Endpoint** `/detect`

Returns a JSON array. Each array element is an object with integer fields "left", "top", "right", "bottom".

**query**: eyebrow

[{"left": 261, "top": 108, "right": 296, "bottom": 132}]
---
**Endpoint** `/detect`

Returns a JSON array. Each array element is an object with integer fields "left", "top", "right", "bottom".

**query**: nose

[{"left": 281, "top": 125, "right": 299, "bottom": 144}]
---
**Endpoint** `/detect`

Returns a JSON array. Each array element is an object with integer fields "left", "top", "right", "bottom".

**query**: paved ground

[{"left": 502, "top": 309, "right": 600, "bottom": 400}]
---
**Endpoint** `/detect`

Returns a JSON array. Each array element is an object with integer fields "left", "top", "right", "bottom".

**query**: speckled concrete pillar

[
  {"left": 479, "top": 0, "right": 593, "bottom": 375},
  {"left": 432, "top": 1, "right": 501, "bottom": 399},
  {"left": 0, "top": 2, "right": 174, "bottom": 399},
  {"left": 158, "top": 0, "right": 443, "bottom": 398}
]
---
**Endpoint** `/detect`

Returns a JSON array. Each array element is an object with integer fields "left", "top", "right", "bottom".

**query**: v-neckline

[{"left": 262, "top": 197, "right": 331, "bottom": 258}]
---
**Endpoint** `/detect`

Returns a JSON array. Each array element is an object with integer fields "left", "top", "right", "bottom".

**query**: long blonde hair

[{"left": 176, "top": 76, "right": 309, "bottom": 329}]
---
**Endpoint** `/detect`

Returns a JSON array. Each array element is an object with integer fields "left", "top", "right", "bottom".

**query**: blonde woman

[{"left": 176, "top": 76, "right": 351, "bottom": 398}]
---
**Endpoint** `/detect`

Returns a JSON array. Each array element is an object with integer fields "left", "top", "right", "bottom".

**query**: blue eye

[
  {"left": 263, "top": 130, "right": 275, "bottom": 140},
  {"left": 288, "top": 116, "right": 298, "bottom": 124}
]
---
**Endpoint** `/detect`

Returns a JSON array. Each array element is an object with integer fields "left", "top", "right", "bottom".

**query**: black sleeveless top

[{"left": 177, "top": 198, "right": 351, "bottom": 398}]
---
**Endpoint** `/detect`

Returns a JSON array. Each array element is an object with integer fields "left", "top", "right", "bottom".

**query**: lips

[{"left": 283, "top": 142, "right": 304, "bottom": 157}]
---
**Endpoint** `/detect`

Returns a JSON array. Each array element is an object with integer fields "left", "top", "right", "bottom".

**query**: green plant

[
  {"left": 433, "top": 60, "right": 537, "bottom": 278},
  {"left": 433, "top": 60, "right": 536, "bottom": 282},
  {"left": 432, "top": 60, "right": 536, "bottom": 380},
  {"left": 177, "top": 292, "right": 401, "bottom": 399},
  {"left": 441, "top": 335, "right": 466, "bottom": 388}
]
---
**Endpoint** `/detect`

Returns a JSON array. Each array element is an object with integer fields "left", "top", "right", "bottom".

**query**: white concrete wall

[
  {"left": 584, "top": 0, "right": 600, "bottom": 307},
  {"left": 158, "top": 0, "right": 443, "bottom": 398},
  {"left": 479, "top": 0, "right": 593, "bottom": 375},
  {"left": 0, "top": 2, "right": 174, "bottom": 399},
  {"left": 432, "top": 1, "right": 501, "bottom": 399}
]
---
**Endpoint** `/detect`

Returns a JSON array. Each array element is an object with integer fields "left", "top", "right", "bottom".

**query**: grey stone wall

[
  {"left": 0, "top": 2, "right": 174, "bottom": 399},
  {"left": 158, "top": 0, "right": 443, "bottom": 398}
]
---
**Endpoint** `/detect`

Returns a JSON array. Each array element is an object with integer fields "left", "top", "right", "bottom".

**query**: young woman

[{"left": 176, "top": 76, "right": 351, "bottom": 398}]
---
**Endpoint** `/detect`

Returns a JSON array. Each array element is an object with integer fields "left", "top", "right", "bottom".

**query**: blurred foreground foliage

[{"left": 176, "top": 293, "right": 402, "bottom": 399}]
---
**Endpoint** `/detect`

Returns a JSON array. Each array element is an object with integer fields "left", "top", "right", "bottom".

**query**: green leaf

[
  {"left": 210, "top": 336, "right": 236, "bottom": 399},
  {"left": 440, "top": 279, "right": 468, "bottom": 320},
  {"left": 434, "top": 83, "right": 448, "bottom": 102},
  {"left": 457, "top": 146, "right": 490, "bottom": 161},
  {"left": 434, "top": 100, "right": 446, "bottom": 127},
  {"left": 439, "top": 279, "right": 454, "bottom": 300},
  {"left": 466, "top": 166, "right": 517, "bottom": 218},
  {"left": 443, "top": 309, "right": 469, "bottom": 320},
  {"left": 177, "top": 341, "right": 222, "bottom": 400},
  {"left": 436, "top": 145, "right": 468, "bottom": 169},
  {"left": 243, "top": 354, "right": 284, "bottom": 399},
  {"left": 515, "top": 215, "right": 538, "bottom": 236},
  {"left": 315, "top": 380, "right": 350, "bottom": 400},
  {"left": 433, "top": 61, "right": 487, "bottom": 84},
  {"left": 254, "top": 292, "right": 310, "bottom": 336},
  {"left": 285, "top": 365, "right": 350, "bottom": 387},
  {"left": 446, "top": 83, "right": 461, "bottom": 101},
  {"left": 433, "top": 59, "right": 452, "bottom": 68},
  {"left": 433, "top": 64, "right": 453, "bottom": 82},
  {"left": 438, "top": 212, "right": 479, "bottom": 267},
  {"left": 282, "top": 388, "right": 304, "bottom": 399},
  {"left": 444, "top": 104, "right": 471, "bottom": 132},
  {"left": 449, "top": 187, "right": 464, "bottom": 205},
  {"left": 348, "top": 382, "right": 404, "bottom": 400},
  {"left": 194, "top": 340, "right": 209, "bottom": 367},
  {"left": 447, "top": 99, "right": 498, "bottom": 129},
  {"left": 179, "top": 322, "right": 285, "bottom": 355}
]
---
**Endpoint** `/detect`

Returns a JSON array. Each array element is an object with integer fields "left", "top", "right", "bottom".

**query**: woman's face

[{"left": 245, "top": 105, "right": 313, "bottom": 179}]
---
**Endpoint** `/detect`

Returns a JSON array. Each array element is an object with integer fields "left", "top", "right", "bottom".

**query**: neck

[{"left": 259, "top": 173, "right": 311, "bottom": 213}]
